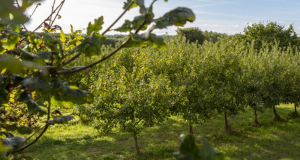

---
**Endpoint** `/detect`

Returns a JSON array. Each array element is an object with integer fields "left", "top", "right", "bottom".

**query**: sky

[{"left": 25, "top": 0, "right": 300, "bottom": 35}]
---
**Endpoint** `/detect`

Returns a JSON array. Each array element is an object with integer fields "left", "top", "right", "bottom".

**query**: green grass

[{"left": 25, "top": 104, "right": 300, "bottom": 160}]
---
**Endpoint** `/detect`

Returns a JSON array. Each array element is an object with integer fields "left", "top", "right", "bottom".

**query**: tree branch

[
  {"left": 50, "top": 0, "right": 65, "bottom": 27},
  {"left": 29, "top": 3, "right": 40, "bottom": 18},
  {"left": 15, "top": 97, "right": 52, "bottom": 153},
  {"left": 49, "top": 0, "right": 56, "bottom": 25},
  {"left": 62, "top": 52, "right": 82, "bottom": 66},
  {"left": 19, "top": 1, "right": 65, "bottom": 43},
  {"left": 58, "top": 17, "right": 148, "bottom": 75},
  {"left": 33, "top": 1, "right": 64, "bottom": 32},
  {"left": 61, "top": 0, "right": 135, "bottom": 67},
  {"left": 102, "top": 0, "right": 135, "bottom": 35},
  {"left": 58, "top": 38, "right": 131, "bottom": 74}
]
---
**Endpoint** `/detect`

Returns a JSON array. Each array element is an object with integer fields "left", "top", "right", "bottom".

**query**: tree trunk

[
  {"left": 295, "top": 103, "right": 298, "bottom": 115},
  {"left": 272, "top": 105, "right": 281, "bottom": 120},
  {"left": 133, "top": 133, "right": 141, "bottom": 155},
  {"left": 254, "top": 108, "right": 259, "bottom": 125},
  {"left": 188, "top": 122, "right": 194, "bottom": 135},
  {"left": 224, "top": 110, "right": 230, "bottom": 131}
]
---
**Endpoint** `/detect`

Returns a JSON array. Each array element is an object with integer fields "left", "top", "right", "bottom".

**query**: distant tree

[
  {"left": 177, "top": 27, "right": 205, "bottom": 44},
  {"left": 177, "top": 27, "right": 228, "bottom": 45},
  {"left": 242, "top": 21, "right": 299, "bottom": 50},
  {"left": 202, "top": 30, "right": 227, "bottom": 43}
]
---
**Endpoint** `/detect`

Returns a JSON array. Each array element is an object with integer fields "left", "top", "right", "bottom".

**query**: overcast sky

[{"left": 25, "top": 0, "right": 300, "bottom": 35}]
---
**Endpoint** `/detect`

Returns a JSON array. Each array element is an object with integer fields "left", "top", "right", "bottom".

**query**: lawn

[{"left": 25, "top": 104, "right": 300, "bottom": 160}]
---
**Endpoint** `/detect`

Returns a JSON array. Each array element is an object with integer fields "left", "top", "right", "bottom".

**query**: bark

[
  {"left": 188, "top": 122, "right": 194, "bottom": 135},
  {"left": 133, "top": 133, "right": 141, "bottom": 155},
  {"left": 224, "top": 110, "right": 230, "bottom": 131},
  {"left": 254, "top": 108, "right": 259, "bottom": 125},
  {"left": 295, "top": 103, "right": 298, "bottom": 115},
  {"left": 272, "top": 105, "right": 282, "bottom": 121}
]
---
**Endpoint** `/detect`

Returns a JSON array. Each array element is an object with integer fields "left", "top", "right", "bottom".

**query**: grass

[{"left": 25, "top": 104, "right": 300, "bottom": 160}]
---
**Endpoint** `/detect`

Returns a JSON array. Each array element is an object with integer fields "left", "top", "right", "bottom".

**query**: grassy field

[{"left": 25, "top": 104, "right": 300, "bottom": 160}]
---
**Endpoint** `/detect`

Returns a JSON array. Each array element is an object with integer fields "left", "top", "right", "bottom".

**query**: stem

[
  {"left": 49, "top": 0, "right": 56, "bottom": 25},
  {"left": 29, "top": 4, "right": 40, "bottom": 18},
  {"left": 62, "top": 0, "right": 135, "bottom": 66},
  {"left": 15, "top": 97, "right": 52, "bottom": 153},
  {"left": 295, "top": 103, "right": 298, "bottom": 115},
  {"left": 224, "top": 109, "right": 229, "bottom": 131},
  {"left": 59, "top": 10, "right": 148, "bottom": 75},
  {"left": 254, "top": 108, "right": 259, "bottom": 125},
  {"left": 33, "top": 1, "right": 64, "bottom": 32},
  {"left": 62, "top": 52, "right": 82, "bottom": 66},
  {"left": 50, "top": 0, "right": 65, "bottom": 27},
  {"left": 272, "top": 105, "right": 279, "bottom": 119},
  {"left": 102, "top": 0, "right": 135, "bottom": 35},
  {"left": 133, "top": 133, "right": 141, "bottom": 155},
  {"left": 19, "top": 1, "right": 65, "bottom": 43},
  {"left": 15, "top": 125, "right": 49, "bottom": 153},
  {"left": 58, "top": 38, "right": 130, "bottom": 74},
  {"left": 188, "top": 122, "right": 193, "bottom": 135}
]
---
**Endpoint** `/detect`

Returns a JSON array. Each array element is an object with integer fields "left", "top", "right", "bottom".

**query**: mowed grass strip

[{"left": 26, "top": 104, "right": 300, "bottom": 160}]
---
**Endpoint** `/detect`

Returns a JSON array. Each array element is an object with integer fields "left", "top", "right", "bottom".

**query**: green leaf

[
  {"left": 114, "top": 20, "right": 132, "bottom": 32},
  {"left": 174, "top": 134, "right": 224, "bottom": 160},
  {"left": 70, "top": 24, "right": 74, "bottom": 34},
  {"left": 124, "top": 33, "right": 150, "bottom": 48},
  {"left": 27, "top": 99, "right": 47, "bottom": 116},
  {"left": 0, "top": 1, "right": 29, "bottom": 25},
  {"left": 74, "top": 32, "right": 106, "bottom": 57},
  {"left": 125, "top": 33, "right": 167, "bottom": 49},
  {"left": 0, "top": 55, "right": 48, "bottom": 74},
  {"left": 22, "top": 0, "right": 42, "bottom": 11},
  {"left": 53, "top": 80, "right": 94, "bottom": 104},
  {"left": 198, "top": 137, "right": 224, "bottom": 160},
  {"left": 4, "top": 31, "right": 20, "bottom": 50},
  {"left": 17, "top": 91, "right": 31, "bottom": 102},
  {"left": 150, "top": 34, "right": 167, "bottom": 49},
  {"left": 4, "top": 124, "right": 18, "bottom": 132},
  {"left": 41, "top": 33, "right": 60, "bottom": 53},
  {"left": 0, "top": 89, "right": 8, "bottom": 107},
  {"left": 18, "top": 48, "right": 38, "bottom": 61},
  {"left": 17, "top": 126, "right": 33, "bottom": 135},
  {"left": 47, "top": 115, "right": 74, "bottom": 125},
  {"left": 123, "top": 0, "right": 138, "bottom": 10},
  {"left": 21, "top": 77, "right": 52, "bottom": 96},
  {"left": 87, "top": 16, "right": 104, "bottom": 36},
  {"left": 136, "top": 0, "right": 146, "bottom": 14},
  {"left": 2, "top": 136, "right": 26, "bottom": 149},
  {"left": 37, "top": 51, "right": 52, "bottom": 59},
  {"left": 60, "top": 30, "right": 66, "bottom": 44},
  {"left": 155, "top": 7, "right": 196, "bottom": 29}
]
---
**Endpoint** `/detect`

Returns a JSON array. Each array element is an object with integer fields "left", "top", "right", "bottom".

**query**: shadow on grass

[{"left": 26, "top": 104, "right": 300, "bottom": 160}]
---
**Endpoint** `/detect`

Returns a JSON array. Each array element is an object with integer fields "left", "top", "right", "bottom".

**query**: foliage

[
  {"left": 174, "top": 134, "right": 224, "bottom": 160},
  {"left": 0, "top": 0, "right": 198, "bottom": 158},
  {"left": 176, "top": 27, "right": 228, "bottom": 45},
  {"left": 238, "top": 21, "right": 299, "bottom": 50}
]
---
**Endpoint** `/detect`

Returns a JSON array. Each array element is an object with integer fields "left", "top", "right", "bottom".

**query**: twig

[
  {"left": 19, "top": 1, "right": 64, "bottom": 43},
  {"left": 49, "top": 0, "right": 56, "bottom": 25},
  {"left": 61, "top": 0, "right": 135, "bottom": 66},
  {"left": 62, "top": 52, "right": 82, "bottom": 66},
  {"left": 58, "top": 18, "right": 148, "bottom": 75},
  {"left": 50, "top": 0, "right": 65, "bottom": 27},
  {"left": 33, "top": 1, "right": 64, "bottom": 32},
  {"left": 15, "top": 97, "right": 52, "bottom": 153},
  {"left": 29, "top": 3, "right": 40, "bottom": 18},
  {"left": 101, "top": 0, "right": 135, "bottom": 35},
  {"left": 15, "top": 125, "right": 50, "bottom": 152}
]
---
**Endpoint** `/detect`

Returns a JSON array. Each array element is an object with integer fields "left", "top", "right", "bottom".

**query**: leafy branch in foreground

[{"left": 0, "top": 0, "right": 197, "bottom": 158}]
